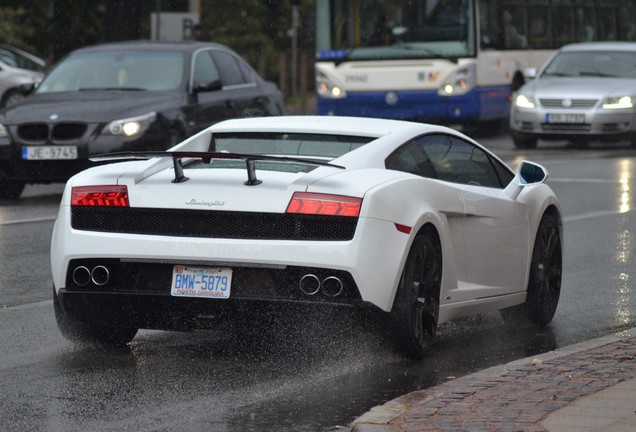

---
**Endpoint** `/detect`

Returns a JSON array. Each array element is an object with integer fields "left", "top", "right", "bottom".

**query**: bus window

[
  {"left": 617, "top": 6, "right": 636, "bottom": 41},
  {"left": 552, "top": 2, "right": 575, "bottom": 46},
  {"left": 528, "top": 6, "right": 551, "bottom": 49}
]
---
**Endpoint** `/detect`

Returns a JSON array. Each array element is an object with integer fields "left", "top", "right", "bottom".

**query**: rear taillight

[
  {"left": 286, "top": 192, "right": 362, "bottom": 217},
  {"left": 71, "top": 185, "right": 129, "bottom": 207}
]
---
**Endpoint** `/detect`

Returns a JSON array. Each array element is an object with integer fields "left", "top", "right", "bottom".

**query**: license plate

[
  {"left": 22, "top": 146, "right": 78, "bottom": 160},
  {"left": 546, "top": 113, "right": 585, "bottom": 124},
  {"left": 170, "top": 265, "right": 232, "bottom": 299}
]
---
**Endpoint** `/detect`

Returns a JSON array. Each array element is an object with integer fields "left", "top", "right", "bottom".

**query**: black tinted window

[
  {"left": 386, "top": 134, "right": 507, "bottom": 188},
  {"left": 211, "top": 51, "right": 246, "bottom": 86}
]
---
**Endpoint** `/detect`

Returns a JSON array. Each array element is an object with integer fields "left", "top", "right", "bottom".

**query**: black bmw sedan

[{"left": 0, "top": 41, "right": 285, "bottom": 199}]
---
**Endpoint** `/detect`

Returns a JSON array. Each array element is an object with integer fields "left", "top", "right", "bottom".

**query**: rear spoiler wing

[{"left": 90, "top": 151, "right": 345, "bottom": 186}]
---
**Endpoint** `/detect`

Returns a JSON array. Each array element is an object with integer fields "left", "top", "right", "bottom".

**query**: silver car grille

[{"left": 540, "top": 98, "right": 598, "bottom": 108}]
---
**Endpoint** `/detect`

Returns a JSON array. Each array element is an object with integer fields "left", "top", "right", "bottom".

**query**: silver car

[
  {"left": 0, "top": 45, "right": 44, "bottom": 109},
  {"left": 510, "top": 42, "right": 636, "bottom": 149}
]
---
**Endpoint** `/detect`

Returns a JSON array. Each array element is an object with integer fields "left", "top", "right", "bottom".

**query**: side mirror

[
  {"left": 504, "top": 161, "right": 548, "bottom": 200},
  {"left": 193, "top": 79, "right": 222, "bottom": 94},
  {"left": 519, "top": 160, "right": 547, "bottom": 184},
  {"left": 522, "top": 67, "right": 537, "bottom": 80}
]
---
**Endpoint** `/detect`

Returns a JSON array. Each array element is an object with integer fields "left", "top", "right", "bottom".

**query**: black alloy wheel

[
  {"left": 389, "top": 228, "right": 442, "bottom": 358},
  {"left": 525, "top": 212, "right": 562, "bottom": 325}
]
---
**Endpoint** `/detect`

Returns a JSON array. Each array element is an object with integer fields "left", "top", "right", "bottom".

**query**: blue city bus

[{"left": 315, "top": 0, "right": 636, "bottom": 125}]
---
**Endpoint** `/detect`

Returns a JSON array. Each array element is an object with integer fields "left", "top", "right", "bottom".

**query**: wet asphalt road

[{"left": 1, "top": 135, "right": 635, "bottom": 431}]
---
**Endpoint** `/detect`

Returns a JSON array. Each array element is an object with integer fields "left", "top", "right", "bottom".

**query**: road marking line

[
  {"left": 0, "top": 216, "right": 56, "bottom": 226},
  {"left": 2, "top": 299, "right": 53, "bottom": 311},
  {"left": 564, "top": 209, "right": 630, "bottom": 222}
]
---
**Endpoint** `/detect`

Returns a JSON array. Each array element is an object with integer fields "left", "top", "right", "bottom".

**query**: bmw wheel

[
  {"left": 389, "top": 228, "right": 442, "bottom": 358},
  {"left": 53, "top": 288, "right": 138, "bottom": 346}
]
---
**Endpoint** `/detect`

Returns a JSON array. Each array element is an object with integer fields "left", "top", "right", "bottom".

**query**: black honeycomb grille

[{"left": 71, "top": 207, "right": 358, "bottom": 241}]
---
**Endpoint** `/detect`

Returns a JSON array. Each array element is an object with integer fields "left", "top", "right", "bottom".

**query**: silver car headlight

[
  {"left": 102, "top": 112, "right": 157, "bottom": 137},
  {"left": 438, "top": 64, "right": 476, "bottom": 96},
  {"left": 514, "top": 94, "right": 536, "bottom": 109},
  {"left": 602, "top": 96, "right": 633, "bottom": 110},
  {"left": 316, "top": 72, "right": 346, "bottom": 99}
]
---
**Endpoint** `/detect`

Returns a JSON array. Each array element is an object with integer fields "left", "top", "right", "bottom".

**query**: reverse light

[
  {"left": 602, "top": 96, "right": 633, "bottom": 110},
  {"left": 286, "top": 192, "right": 362, "bottom": 217},
  {"left": 514, "top": 94, "right": 536, "bottom": 109},
  {"left": 102, "top": 112, "right": 156, "bottom": 137},
  {"left": 71, "top": 185, "right": 129, "bottom": 207}
]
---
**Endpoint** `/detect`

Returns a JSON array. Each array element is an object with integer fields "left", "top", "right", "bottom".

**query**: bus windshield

[{"left": 316, "top": 0, "right": 476, "bottom": 61}]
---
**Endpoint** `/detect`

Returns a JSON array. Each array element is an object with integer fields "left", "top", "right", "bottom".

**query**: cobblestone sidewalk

[{"left": 352, "top": 331, "right": 636, "bottom": 432}]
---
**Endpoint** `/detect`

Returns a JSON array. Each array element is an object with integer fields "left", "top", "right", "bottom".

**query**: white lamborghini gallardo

[{"left": 51, "top": 116, "right": 563, "bottom": 358}]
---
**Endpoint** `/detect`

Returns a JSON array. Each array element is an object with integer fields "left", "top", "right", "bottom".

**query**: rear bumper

[{"left": 57, "top": 288, "right": 366, "bottom": 332}]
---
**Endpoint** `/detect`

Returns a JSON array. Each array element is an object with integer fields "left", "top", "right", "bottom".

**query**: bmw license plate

[
  {"left": 546, "top": 113, "right": 585, "bottom": 124},
  {"left": 170, "top": 265, "right": 232, "bottom": 299},
  {"left": 22, "top": 146, "right": 78, "bottom": 160}
]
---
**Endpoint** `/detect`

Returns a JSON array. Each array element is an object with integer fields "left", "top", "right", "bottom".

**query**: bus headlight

[
  {"left": 602, "top": 96, "right": 633, "bottom": 110},
  {"left": 316, "top": 72, "right": 346, "bottom": 99},
  {"left": 438, "top": 64, "right": 476, "bottom": 96},
  {"left": 514, "top": 94, "right": 536, "bottom": 109}
]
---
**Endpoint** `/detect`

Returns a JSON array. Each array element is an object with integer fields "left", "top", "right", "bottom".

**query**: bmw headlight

[
  {"left": 316, "top": 72, "right": 346, "bottom": 99},
  {"left": 438, "top": 64, "right": 476, "bottom": 96},
  {"left": 602, "top": 96, "right": 633, "bottom": 110},
  {"left": 102, "top": 112, "right": 157, "bottom": 137},
  {"left": 514, "top": 94, "right": 536, "bottom": 109}
]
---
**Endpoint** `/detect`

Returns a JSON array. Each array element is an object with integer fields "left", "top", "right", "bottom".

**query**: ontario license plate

[
  {"left": 170, "top": 265, "right": 232, "bottom": 299},
  {"left": 22, "top": 146, "right": 78, "bottom": 160},
  {"left": 546, "top": 113, "right": 585, "bottom": 124}
]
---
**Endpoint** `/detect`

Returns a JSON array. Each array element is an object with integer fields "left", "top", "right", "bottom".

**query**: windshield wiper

[
  {"left": 578, "top": 71, "right": 615, "bottom": 77},
  {"left": 78, "top": 87, "right": 145, "bottom": 91},
  {"left": 542, "top": 72, "right": 574, "bottom": 77}
]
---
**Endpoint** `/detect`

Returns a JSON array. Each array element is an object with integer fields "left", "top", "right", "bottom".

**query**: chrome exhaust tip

[
  {"left": 72, "top": 266, "right": 91, "bottom": 287},
  {"left": 299, "top": 274, "right": 320, "bottom": 295},
  {"left": 91, "top": 265, "right": 110, "bottom": 286},
  {"left": 322, "top": 276, "right": 343, "bottom": 297}
]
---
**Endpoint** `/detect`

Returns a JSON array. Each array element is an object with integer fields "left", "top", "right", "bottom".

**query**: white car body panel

[{"left": 51, "top": 116, "right": 562, "bottom": 330}]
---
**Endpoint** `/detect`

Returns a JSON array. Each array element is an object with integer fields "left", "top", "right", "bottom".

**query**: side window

[
  {"left": 193, "top": 50, "right": 220, "bottom": 86},
  {"left": 421, "top": 134, "right": 505, "bottom": 188},
  {"left": 386, "top": 140, "right": 438, "bottom": 179},
  {"left": 210, "top": 51, "right": 247, "bottom": 86}
]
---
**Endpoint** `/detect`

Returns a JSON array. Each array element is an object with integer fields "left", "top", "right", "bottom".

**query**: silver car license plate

[{"left": 546, "top": 113, "right": 585, "bottom": 124}]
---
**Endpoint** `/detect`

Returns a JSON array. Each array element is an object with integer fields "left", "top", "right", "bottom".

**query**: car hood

[
  {"left": 523, "top": 77, "right": 636, "bottom": 98},
  {"left": 0, "top": 90, "right": 186, "bottom": 124}
]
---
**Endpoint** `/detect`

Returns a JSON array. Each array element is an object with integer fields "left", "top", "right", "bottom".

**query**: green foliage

[{"left": 0, "top": 7, "right": 40, "bottom": 54}]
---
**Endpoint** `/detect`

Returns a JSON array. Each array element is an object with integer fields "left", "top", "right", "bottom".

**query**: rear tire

[
  {"left": 389, "top": 228, "right": 442, "bottom": 358},
  {"left": 53, "top": 288, "right": 137, "bottom": 346}
]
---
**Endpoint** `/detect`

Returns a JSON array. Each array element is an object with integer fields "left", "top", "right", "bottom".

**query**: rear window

[
  {"left": 185, "top": 132, "right": 374, "bottom": 174},
  {"left": 210, "top": 132, "right": 373, "bottom": 159}
]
